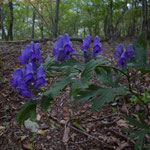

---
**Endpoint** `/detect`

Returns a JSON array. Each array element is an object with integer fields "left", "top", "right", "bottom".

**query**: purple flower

[
  {"left": 53, "top": 34, "right": 75, "bottom": 62},
  {"left": 24, "top": 63, "right": 34, "bottom": 83},
  {"left": 19, "top": 45, "right": 33, "bottom": 64},
  {"left": 81, "top": 35, "right": 102, "bottom": 60},
  {"left": 114, "top": 44, "right": 124, "bottom": 59},
  {"left": 19, "top": 41, "right": 41, "bottom": 67},
  {"left": 117, "top": 50, "right": 127, "bottom": 69},
  {"left": 64, "top": 34, "right": 75, "bottom": 59},
  {"left": 83, "top": 50, "right": 91, "bottom": 59},
  {"left": 11, "top": 42, "right": 45, "bottom": 98},
  {"left": 114, "top": 43, "right": 135, "bottom": 69},
  {"left": 34, "top": 66, "right": 46, "bottom": 88},
  {"left": 81, "top": 35, "right": 92, "bottom": 51},
  {"left": 17, "top": 80, "right": 33, "bottom": 98},
  {"left": 52, "top": 35, "right": 64, "bottom": 56},
  {"left": 11, "top": 68, "right": 24, "bottom": 88},
  {"left": 92, "top": 36, "right": 102, "bottom": 57},
  {"left": 125, "top": 44, "right": 135, "bottom": 60},
  {"left": 11, "top": 68, "right": 33, "bottom": 98}
]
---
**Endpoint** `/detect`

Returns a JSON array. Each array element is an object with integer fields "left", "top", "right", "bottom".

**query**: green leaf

[
  {"left": 133, "top": 32, "right": 147, "bottom": 69},
  {"left": 135, "top": 129, "right": 148, "bottom": 150},
  {"left": 44, "top": 77, "right": 72, "bottom": 98},
  {"left": 91, "top": 87, "right": 126, "bottom": 111},
  {"left": 17, "top": 100, "right": 39, "bottom": 128},
  {"left": 144, "top": 145, "right": 150, "bottom": 149},
  {"left": 40, "top": 95, "right": 52, "bottom": 111},
  {"left": 95, "top": 67, "right": 114, "bottom": 87},
  {"left": 81, "top": 59, "right": 107, "bottom": 78},
  {"left": 70, "top": 85, "right": 103, "bottom": 103},
  {"left": 71, "top": 77, "right": 92, "bottom": 90},
  {"left": 122, "top": 115, "right": 148, "bottom": 128}
]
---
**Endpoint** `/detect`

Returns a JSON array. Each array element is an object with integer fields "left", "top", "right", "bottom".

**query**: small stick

[
  {"left": 83, "top": 113, "right": 118, "bottom": 124},
  {"left": 107, "top": 129, "right": 135, "bottom": 145},
  {"left": 48, "top": 115, "right": 104, "bottom": 147}
]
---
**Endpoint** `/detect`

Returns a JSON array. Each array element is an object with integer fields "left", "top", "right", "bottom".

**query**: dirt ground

[{"left": 0, "top": 38, "right": 149, "bottom": 150}]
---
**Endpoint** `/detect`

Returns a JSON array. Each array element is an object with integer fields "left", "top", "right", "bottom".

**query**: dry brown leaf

[
  {"left": 70, "top": 133, "right": 76, "bottom": 142},
  {"left": 117, "top": 119, "right": 128, "bottom": 127},
  {"left": 63, "top": 123, "right": 70, "bottom": 144},
  {"left": 116, "top": 142, "right": 129, "bottom": 150},
  {"left": 37, "top": 129, "right": 49, "bottom": 135}
]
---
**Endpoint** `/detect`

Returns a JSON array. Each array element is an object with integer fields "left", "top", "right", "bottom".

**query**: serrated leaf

[
  {"left": 40, "top": 95, "right": 52, "bottom": 111},
  {"left": 17, "top": 100, "right": 39, "bottom": 128},
  {"left": 122, "top": 115, "right": 148, "bottom": 128},
  {"left": 95, "top": 68, "right": 114, "bottom": 87},
  {"left": 44, "top": 77, "right": 72, "bottom": 98},
  {"left": 91, "top": 87, "right": 126, "bottom": 111},
  {"left": 81, "top": 59, "right": 107, "bottom": 78},
  {"left": 70, "top": 85, "right": 104, "bottom": 104},
  {"left": 135, "top": 129, "right": 148, "bottom": 150}
]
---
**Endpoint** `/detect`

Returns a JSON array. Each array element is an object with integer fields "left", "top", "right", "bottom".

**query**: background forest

[{"left": 0, "top": 0, "right": 150, "bottom": 41}]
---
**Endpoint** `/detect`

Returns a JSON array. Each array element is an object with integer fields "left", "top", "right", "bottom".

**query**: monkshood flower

[
  {"left": 114, "top": 44, "right": 135, "bottom": 69},
  {"left": 19, "top": 41, "right": 41, "bottom": 67},
  {"left": 11, "top": 42, "right": 46, "bottom": 98},
  {"left": 81, "top": 35, "right": 102, "bottom": 59},
  {"left": 114, "top": 44, "right": 124, "bottom": 59},
  {"left": 125, "top": 44, "right": 135, "bottom": 60},
  {"left": 92, "top": 36, "right": 102, "bottom": 57},
  {"left": 83, "top": 50, "right": 91, "bottom": 59},
  {"left": 117, "top": 50, "right": 127, "bottom": 70},
  {"left": 11, "top": 67, "right": 33, "bottom": 98},
  {"left": 11, "top": 63, "right": 46, "bottom": 98},
  {"left": 53, "top": 33, "right": 75, "bottom": 62},
  {"left": 34, "top": 66, "right": 46, "bottom": 88},
  {"left": 81, "top": 35, "right": 92, "bottom": 51}
]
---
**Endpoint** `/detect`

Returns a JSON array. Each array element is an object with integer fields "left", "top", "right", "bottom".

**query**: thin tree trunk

[
  {"left": 53, "top": 0, "right": 60, "bottom": 37},
  {"left": 49, "top": 0, "right": 54, "bottom": 36},
  {"left": 0, "top": 3, "right": 2, "bottom": 39},
  {"left": 104, "top": 7, "right": 109, "bottom": 37},
  {"left": 8, "top": 0, "right": 13, "bottom": 41},
  {"left": 114, "top": 2, "right": 128, "bottom": 34},
  {"left": 140, "top": 0, "right": 148, "bottom": 37},
  {"left": 40, "top": 23, "right": 44, "bottom": 39},
  {"left": 32, "top": 10, "right": 36, "bottom": 39},
  {"left": 109, "top": 0, "right": 113, "bottom": 37}
]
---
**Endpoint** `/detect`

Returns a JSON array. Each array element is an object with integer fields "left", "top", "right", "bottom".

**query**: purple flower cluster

[
  {"left": 11, "top": 42, "right": 45, "bottom": 98},
  {"left": 114, "top": 44, "right": 135, "bottom": 69},
  {"left": 81, "top": 35, "right": 102, "bottom": 59},
  {"left": 53, "top": 33, "right": 75, "bottom": 62}
]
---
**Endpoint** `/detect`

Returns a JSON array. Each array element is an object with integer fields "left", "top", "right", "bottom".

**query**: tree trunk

[
  {"left": 53, "top": 0, "right": 60, "bottom": 37},
  {"left": 109, "top": 0, "right": 113, "bottom": 37},
  {"left": 8, "top": 0, "right": 13, "bottom": 41},
  {"left": 40, "top": 23, "right": 44, "bottom": 39},
  {"left": 140, "top": 0, "right": 148, "bottom": 38},
  {"left": 104, "top": 7, "right": 109, "bottom": 37},
  {"left": 32, "top": 10, "right": 36, "bottom": 39},
  {"left": 114, "top": 2, "right": 128, "bottom": 35},
  {"left": 0, "top": 3, "right": 2, "bottom": 39}
]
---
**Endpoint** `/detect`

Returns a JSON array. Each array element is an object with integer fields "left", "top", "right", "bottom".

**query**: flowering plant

[{"left": 11, "top": 33, "right": 150, "bottom": 149}]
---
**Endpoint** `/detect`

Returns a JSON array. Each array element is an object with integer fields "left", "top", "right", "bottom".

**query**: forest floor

[{"left": 0, "top": 38, "right": 150, "bottom": 150}]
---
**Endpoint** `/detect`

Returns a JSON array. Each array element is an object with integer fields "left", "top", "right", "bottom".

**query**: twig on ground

[
  {"left": 83, "top": 113, "right": 118, "bottom": 124},
  {"left": 107, "top": 129, "right": 135, "bottom": 145},
  {"left": 48, "top": 115, "right": 104, "bottom": 147}
]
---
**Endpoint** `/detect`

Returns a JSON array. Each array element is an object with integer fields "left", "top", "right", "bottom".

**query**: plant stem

[{"left": 126, "top": 72, "right": 150, "bottom": 116}]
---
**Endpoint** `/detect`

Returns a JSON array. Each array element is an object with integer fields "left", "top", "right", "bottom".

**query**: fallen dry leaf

[
  {"left": 116, "top": 142, "right": 129, "bottom": 150},
  {"left": 63, "top": 123, "right": 70, "bottom": 144}
]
